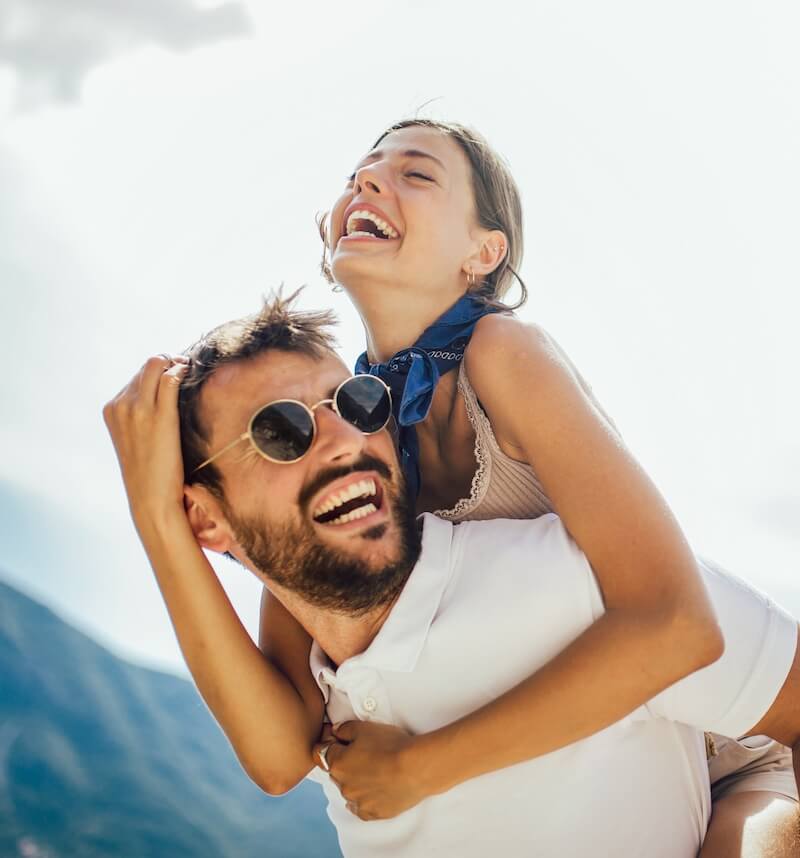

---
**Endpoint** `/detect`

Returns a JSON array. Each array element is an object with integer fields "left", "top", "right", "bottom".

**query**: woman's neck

[{"left": 352, "top": 283, "right": 467, "bottom": 364}]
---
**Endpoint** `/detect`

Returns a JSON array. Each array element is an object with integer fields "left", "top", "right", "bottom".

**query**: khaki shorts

[{"left": 709, "top": 734, "right": 798, "bottom": 803}]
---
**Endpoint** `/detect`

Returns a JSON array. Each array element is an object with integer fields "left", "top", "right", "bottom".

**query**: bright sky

[{"left": 1, "top": 0, "right": 798, "bottom": 675}]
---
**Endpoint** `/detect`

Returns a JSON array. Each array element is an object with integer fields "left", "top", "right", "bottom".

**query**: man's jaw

[{"left": 231, "top": 457, "right": 419, "bottom": 617}]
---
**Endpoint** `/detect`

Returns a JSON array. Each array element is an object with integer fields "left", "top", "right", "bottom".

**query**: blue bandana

[{"left": 354, "top": 293, "right": 498, "bottom": 500}]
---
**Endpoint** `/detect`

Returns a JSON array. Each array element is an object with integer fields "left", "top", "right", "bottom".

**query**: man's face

[{"left": 198, "top": 349, "right": 419, "bottom": 613}]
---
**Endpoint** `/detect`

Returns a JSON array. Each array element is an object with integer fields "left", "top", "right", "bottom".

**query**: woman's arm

[
  {"left": 319, "top": 315, "right": 724, "bottom": 819},
  {"left": 415, "top": 314, "right": 724, "bottom": 787},
  {"left": 258, "top": 584, "right": 327, "bottom": 744},
  {"left": 103, "top": 356, "right": 323, "bottom": 794}
]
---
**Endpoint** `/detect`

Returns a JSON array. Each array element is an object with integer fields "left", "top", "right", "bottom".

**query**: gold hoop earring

[{"left": 467, "top": 268, "right": 475, "bottom": 288}]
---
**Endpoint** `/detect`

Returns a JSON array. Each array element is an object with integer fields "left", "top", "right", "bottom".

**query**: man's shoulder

[
  {"left": 415, "top": 514, "right": 606, "bottom": 692},
  {"left": 442, "top": 513, "right": 598, "bottom": 604},
  {"left": 453, "top": 514, "right": 581, "bottom": 560}
]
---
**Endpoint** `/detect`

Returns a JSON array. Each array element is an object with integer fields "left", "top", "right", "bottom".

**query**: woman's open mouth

[{"left": 340, "top": 208, "right": 400, "bottom": 243}]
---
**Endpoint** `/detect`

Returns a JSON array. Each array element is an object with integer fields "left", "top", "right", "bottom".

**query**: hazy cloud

[{"left": 0, "top": 0, "right": 252, "bottom": 110}]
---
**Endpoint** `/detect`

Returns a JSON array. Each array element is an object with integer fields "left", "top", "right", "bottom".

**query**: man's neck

[{"left": 268, "top": 584, "right": 401, "bottom": 668}]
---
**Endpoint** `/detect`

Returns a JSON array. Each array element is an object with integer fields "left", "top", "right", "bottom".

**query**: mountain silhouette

[{"left": 0, "top": 577, "right": 341, "bottom": 857}]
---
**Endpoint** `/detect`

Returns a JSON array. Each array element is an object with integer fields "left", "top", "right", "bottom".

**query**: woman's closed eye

[{"left": 344, "top": 168, "right": 434, "bottom": 185}]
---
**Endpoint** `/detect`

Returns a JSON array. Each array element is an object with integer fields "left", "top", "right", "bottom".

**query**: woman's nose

[{"left": 353, "top": 163, "right": 384, "bottom": 195}]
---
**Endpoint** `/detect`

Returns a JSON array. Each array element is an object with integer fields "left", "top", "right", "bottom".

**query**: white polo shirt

[{"left": 308, "top": 514, "right": 797, "bottom": 858}]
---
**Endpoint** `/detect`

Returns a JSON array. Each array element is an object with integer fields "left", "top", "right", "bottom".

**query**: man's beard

[{"left": 228, "top": 457, "right": 422, "bottom": 616}]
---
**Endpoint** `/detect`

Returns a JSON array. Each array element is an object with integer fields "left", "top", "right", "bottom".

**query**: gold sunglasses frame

[{"left": 192, "top": 374, "right": 392, "bottom": 473}]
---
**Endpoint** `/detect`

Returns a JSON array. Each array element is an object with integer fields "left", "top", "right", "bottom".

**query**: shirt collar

[{"left": 310, "top": 513, "right": 455, "bottom": 687}]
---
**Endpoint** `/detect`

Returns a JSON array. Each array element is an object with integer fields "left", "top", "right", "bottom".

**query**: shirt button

[{"left": 363, "top": 696, "right": 378, "bottom": 713}]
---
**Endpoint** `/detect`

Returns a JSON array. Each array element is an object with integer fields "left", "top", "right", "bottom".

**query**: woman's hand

[
  {"left": 313, "top": 721, "right": 428, "bottom": 821},
  {"left": 103, "top": 354, "right": 189, "bottom": 535}
]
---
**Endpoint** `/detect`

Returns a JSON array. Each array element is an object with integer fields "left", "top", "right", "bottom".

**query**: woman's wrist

[
  {"left": 399, "top": 728, "right": 464, "bottom": 799},
  {"left": 133, "top": 499, "right": 192, "bottom": 547}
]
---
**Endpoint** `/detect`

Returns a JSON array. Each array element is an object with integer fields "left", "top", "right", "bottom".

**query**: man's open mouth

[
  {"left": 343, "top": 209, "right": 399, "bottom": 240},
  {"left": 312, "top": 477, "right": 384, "bottom": 526}
]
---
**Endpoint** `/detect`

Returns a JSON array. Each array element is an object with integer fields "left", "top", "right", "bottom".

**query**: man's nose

[{"left": 313, "top": 403, "right": 367, "bottom": 463}]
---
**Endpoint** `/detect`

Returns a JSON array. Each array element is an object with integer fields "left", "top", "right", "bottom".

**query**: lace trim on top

[{"left": 432, "top": 362, "right": 492, "bottom": 522}]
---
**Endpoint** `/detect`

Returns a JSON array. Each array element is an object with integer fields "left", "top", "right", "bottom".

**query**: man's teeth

[
  {"left": 329, "top": 503, "right": 377, "bottom": 526},
  {"left": 313, "top": 479, "right": 377, "bottom": 517},
  {"left": 346, "top": 210, "right": 399, "bottom": 239}
]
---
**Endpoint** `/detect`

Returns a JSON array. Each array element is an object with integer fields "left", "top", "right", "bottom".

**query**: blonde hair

[{"left": 318, "top": 119, "right": 527, "bottom": 310}]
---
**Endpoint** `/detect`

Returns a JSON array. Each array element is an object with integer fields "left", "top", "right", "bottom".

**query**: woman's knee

[{"left": 700, "top": 791, "right": 799, "bottom": 858}]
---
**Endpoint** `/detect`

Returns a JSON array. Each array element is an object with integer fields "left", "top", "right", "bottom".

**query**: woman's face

[{"left": 328, "top": 126, "right": 484, "bottom": 300}]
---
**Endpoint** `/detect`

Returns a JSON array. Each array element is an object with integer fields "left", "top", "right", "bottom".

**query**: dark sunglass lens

[
  {"left": 250, "top": 401, "right": 314, "bottom": 462},
  {"left": 336, "top": 377, "right": 392, "bottom": 433}
]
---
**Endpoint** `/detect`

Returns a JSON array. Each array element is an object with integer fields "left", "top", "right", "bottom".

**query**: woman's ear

[
  {"left": 184, "top": 483, "right": 235, "bottom": 554},
  {"left": 463, "top": 229, "right": 508, "bottom": 281}
]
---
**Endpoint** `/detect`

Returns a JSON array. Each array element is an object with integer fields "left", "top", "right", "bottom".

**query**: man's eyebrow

[
  {"left": 357, "top": 148, "right": 447, "bottom": 170},
  {"left": 315, "top": 379, "right": 346, "bottom": 403}
]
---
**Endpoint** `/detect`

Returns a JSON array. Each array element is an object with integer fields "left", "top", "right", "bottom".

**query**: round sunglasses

[{"left": 193, "top": 373, "right": 393, "bottom": 472}]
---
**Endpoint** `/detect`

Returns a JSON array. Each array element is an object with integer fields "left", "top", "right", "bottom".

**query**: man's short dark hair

[{"left": 179, "top": 289, "right": 338, "bottom": 497}]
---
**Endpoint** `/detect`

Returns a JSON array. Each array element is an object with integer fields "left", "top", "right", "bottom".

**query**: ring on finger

[{"left": 317, "top": 740, "right": 336, "bottom": 772}]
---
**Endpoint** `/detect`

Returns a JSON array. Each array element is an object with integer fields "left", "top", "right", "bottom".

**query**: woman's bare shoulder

[
  {"left": 465, "top": 313, "right": 564, "bottom": 397},
  {"left": 470, "top": 311, "right": 553, "bottom": 348}
]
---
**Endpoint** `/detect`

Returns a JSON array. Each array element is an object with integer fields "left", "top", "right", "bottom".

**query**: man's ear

[
  {"left": 184, "top": 483, "right": 236, "bottom": 554},
  {"left": 463, "top": 229, "right": 509, "bottom": 281}
]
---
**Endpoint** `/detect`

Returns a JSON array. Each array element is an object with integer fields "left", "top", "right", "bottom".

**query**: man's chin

[
  {"left": 233, "top": 472, "right": 420, "bottom": 614},
  {"left": 361, "top": 522, "right": 388, "bottom": 541},
  {"left": 315, "top": 520, "right": 401, "bottom": 568},
  {"left": 312, "top": 518, "right": 388, "bottom": 541}
]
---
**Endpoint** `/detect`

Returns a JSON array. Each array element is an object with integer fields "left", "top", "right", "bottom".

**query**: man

[{"left": 104, "top": 295, "right": 800, "bottom": 857}]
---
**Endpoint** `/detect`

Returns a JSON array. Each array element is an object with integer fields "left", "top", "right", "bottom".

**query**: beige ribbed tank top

[{"left": 434, "top": 362, "right": 555, "bottom": 523}]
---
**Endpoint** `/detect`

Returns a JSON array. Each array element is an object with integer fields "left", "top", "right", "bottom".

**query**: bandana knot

[{"left": 354, "top": 293, "right": 498, "bottom": 500}]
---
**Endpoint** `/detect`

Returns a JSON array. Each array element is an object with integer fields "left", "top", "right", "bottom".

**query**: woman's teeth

[{"left": 345, "top": 210, "right": 399, "bottom": 239}]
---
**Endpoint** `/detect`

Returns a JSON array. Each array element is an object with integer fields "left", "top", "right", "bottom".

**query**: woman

[
  {"left": 295, "top": 119, "right": 799, "bottom": 854},
  {"left": 105, "top": 119, "right": 798, "bottom": 856}
]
